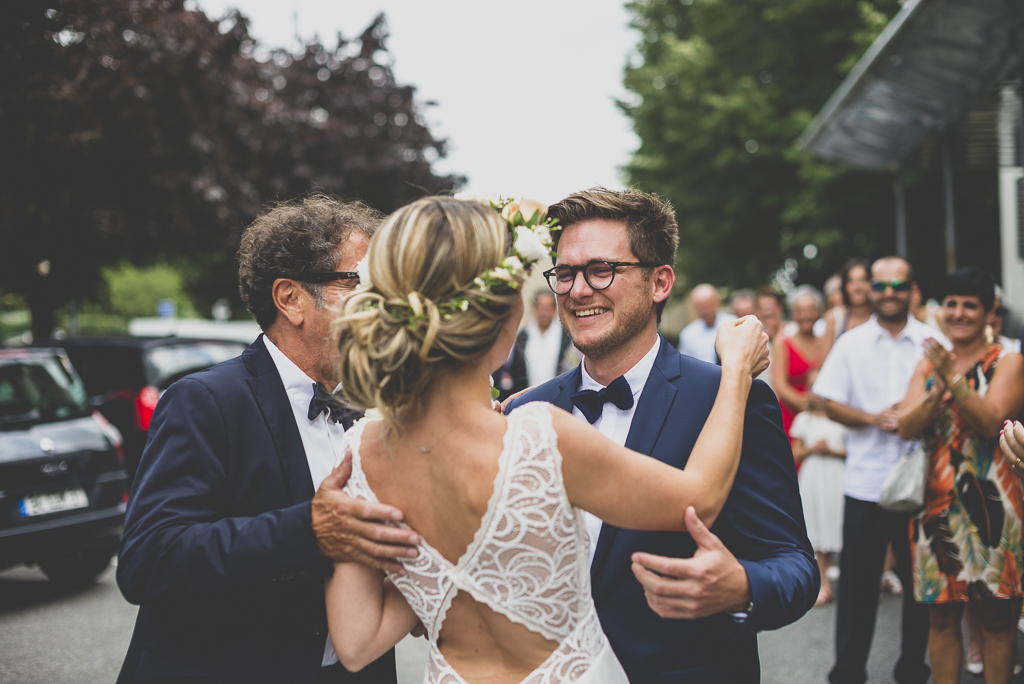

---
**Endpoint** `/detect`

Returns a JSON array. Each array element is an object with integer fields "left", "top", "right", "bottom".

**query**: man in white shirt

[
  {"left": 813, "top": 256, "right": 942, "bottom": 684},
  {"left": 509, "top": 187, "right": 816, "bottom": 682},
  {"left": 678, "top": 283, "right": 736, "bottom": 364},
  {"left": 117, "top": 197, "right": 419, "bottom": 684},
  {"left": 523, "top": 291, "right": 569, "bottom": 387}
]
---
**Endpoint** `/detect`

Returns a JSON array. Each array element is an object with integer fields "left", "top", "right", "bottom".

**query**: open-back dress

[{"left": 341, "top": 401, "right": 629, "bottom": 684}]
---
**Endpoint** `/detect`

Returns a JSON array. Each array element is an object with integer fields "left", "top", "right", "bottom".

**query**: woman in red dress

[{"left": 773, "top": 286, "right": 829, "bottom": 440}]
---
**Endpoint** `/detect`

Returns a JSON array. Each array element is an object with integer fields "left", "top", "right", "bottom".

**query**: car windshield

[
  {"left": 146, "top": 343, "right": 245, "bottom": 390},
  {"left": 0, "top": 356, "right": 92, "bottom": 428}
]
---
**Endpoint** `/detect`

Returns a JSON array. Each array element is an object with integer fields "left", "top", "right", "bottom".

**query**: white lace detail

[{"left": 342, "top": 401, "right": 607, "bottom": 684}]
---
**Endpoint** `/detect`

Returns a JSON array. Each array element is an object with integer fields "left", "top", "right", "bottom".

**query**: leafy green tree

[
  {"left": 622, "top": 0, "right": 902, "bottom": 291},
  {"left": 102, "top": 262, "right": 198, "bottom": 319}
]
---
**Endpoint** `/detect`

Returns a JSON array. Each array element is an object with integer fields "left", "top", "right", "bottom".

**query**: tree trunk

[{"left": 27, "top": 292, "right": 60, "bottom": 342}]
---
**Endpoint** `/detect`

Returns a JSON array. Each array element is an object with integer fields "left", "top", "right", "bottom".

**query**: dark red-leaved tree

[{"left": 0, "top": 1, "right": 461, "bottom": 338}]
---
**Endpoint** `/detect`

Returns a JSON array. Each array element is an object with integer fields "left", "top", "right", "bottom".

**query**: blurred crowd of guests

[{"left": 684, "top": 259, "right": 1024, "bottom": 684}]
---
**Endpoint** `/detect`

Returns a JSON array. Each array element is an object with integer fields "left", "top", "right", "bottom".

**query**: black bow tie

[
  {"left": 571, "top": 375, "right": 634, "bottom": 424},
  {"left": 308, "top": 382, "right": 360, "bottom": 430}
]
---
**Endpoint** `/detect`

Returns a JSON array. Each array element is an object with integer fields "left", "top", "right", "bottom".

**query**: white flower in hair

[
  {"left": 356, "top": 256, "right": 372, "bottom": 287},
  {"left": 514, "top": 225, "right": 549, "bottom": 263},
  {"left": 504, "top": 256, "right": 524, "bottom": 274}
]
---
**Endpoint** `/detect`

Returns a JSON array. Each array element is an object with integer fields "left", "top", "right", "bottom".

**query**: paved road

[{"left": 3, "top": 561, "right": 1024, "bottom": 683}]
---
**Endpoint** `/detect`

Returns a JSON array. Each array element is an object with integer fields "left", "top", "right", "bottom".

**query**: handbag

[{"left": 878, "top": 439, "right": 927, "bottom": 512}]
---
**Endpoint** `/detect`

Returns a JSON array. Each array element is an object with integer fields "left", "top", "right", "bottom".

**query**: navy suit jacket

[
  {"left": 508, "top": 337, "right": 818, "bottom": 683},
  {"left": 116, "top": 337, "right": 394, "bottom": 684}
]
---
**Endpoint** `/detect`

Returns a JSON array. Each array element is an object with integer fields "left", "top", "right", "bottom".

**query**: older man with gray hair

[
  {"left": 116, "top": 195, "right": 419, "bottom": 684},
  {"left": 678, "top": 283, "right": 736, "bottom": 364}
]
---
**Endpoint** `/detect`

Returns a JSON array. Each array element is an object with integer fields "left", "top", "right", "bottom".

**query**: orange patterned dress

[{"left": 911, "top": 345, "right": 1024, "bottom": 603}]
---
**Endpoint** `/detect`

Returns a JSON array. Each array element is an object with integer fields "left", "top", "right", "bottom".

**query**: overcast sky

[{"left": 196, "top": 0, "right": 640, "bottom": 205}]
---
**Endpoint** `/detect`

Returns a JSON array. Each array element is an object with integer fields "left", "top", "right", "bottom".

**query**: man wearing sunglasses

[
  {"left": 510, "top": 187, "right": 817, "bottom": 682},
  {"left": 117, "top": 196, "right": 417, "bottom": 684},
  {"left": 812, "top": 256, "right": 945, "bottom": 684}
]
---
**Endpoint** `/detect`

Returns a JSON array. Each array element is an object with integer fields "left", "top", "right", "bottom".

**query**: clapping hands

[{"left": 922, "top": 337, "right": 956, "bottom": 388}]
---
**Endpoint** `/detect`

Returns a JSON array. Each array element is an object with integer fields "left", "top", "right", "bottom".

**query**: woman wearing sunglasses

[{"left": 898, "top": 269, "right": 1024, "bottom": 684}]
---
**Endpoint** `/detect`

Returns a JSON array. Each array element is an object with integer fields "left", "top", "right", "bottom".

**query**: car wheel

[{"left": 38, "top": 548, "right": 115, "bottom": 588}]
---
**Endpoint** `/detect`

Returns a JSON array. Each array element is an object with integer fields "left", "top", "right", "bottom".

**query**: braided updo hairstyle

[{"left": 337, "top": 197, "right": 519, "bottom": 429}]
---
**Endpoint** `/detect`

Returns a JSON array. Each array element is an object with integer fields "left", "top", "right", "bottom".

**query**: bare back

[{"left": 345, "top": 403, "right": 607, "bottom": 684}]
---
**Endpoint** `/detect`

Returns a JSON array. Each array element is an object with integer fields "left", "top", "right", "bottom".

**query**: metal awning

[{"left": 798, "top": 0, "right": 1023, "bottom": 171}]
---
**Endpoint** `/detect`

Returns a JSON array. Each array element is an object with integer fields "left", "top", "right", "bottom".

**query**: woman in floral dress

[{"left": 898, "top": 269, "right": 1024, "bottom": 684}]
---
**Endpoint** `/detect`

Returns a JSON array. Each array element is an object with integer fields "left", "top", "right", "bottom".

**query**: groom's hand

[
  {"left": 312, "top": 455, "right": 420, "bottom": 574},
  {"left": 630, "top": 506, "right": 752, "bottom": 619}
]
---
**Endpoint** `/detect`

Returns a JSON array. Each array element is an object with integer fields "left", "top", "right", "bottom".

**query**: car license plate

[{"left": 19, "top": 489, "right": 89, "bottom": 517}]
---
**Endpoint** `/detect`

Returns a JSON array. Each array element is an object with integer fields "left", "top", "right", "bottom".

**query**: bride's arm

[
  {"left": 325, "top": 562, "right": 419, "bottom": 672},
  {"left": 558, "top": 317, "right": 767, "bottom": 530}
]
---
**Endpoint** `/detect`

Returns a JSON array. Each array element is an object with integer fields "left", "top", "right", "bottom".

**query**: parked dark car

[
  {"left": 0, "top": 348, "right": 128, "bottom": 586},
  {"left": 40, "top": 337, "right": 247, "bottom": 483}
]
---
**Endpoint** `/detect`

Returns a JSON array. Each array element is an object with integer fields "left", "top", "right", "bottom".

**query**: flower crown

[
  {"left": 352, "top": 197, "right": 558, "bottom": 401},
  {"left": 355, "top": 196, "right": 560, "bottom": 317}
]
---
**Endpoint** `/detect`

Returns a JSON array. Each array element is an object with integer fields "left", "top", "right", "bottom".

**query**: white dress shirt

[
  {"left": 572, "top": 336, "right": 661, "bottom": 565},
  {"left": 811, "top": 316, "right": 948, "bottom": 503},
  {"left": 678, "top": 312, "right": 737, "bottom": 364},
  {"left": 524, "top": 320, "right": 564, "bottom": 387},
  {"left": 263, "top": 336, "right": 345, "bottom": 667}
]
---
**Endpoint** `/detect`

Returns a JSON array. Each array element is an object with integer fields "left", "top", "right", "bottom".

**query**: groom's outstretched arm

[
  {"left": 630, "top": 380, "right": 818, "bottom": 631},
  {"left": 117, "top": 377, "right": 416, "bottom": 605}
]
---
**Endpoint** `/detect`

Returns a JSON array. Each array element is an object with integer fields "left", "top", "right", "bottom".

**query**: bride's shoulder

[
  {"left": 506, "top": 401, "right": 567, "bottom": 435},
  {"left": 342, "top": 415, "right": 381, "bottom": 453},
  {"left": 507, "top": 400, "right": 562, "bottom": 422},
  {"left": 513, "top": 402, "right": 586, "bottom": 443}
]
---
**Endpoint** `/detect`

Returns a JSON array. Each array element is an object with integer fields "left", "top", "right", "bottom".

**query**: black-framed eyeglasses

[
  {"left": 543, "top": 261, "right": 658, "bottom": 295},
  {"left": 282, "top": 271, "right": 360, "bottom": 284},
  {"left": 870, "top": 279, "right": 911, "bottom": 293}
]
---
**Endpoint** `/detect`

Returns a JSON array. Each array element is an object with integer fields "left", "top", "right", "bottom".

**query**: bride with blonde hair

[{"left": 325, "top": 196, "right": 769, "bottom": 683}]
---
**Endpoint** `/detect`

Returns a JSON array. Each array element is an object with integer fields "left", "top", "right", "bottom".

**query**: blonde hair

[{"left": 337, "top": 197, "right": 517, "bottom": 429}]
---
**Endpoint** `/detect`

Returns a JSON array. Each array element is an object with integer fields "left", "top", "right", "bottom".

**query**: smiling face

[
  {"left": 757, "top": 295, "right": 783, "bottom": 338},
  {"left": 943, "top": 294, "right": 989, "bottom": 345},
  {"left": 307, "top": 231, "right": 369, "bottom": 386},
  {"left": 869, "top": 258, "right": 911, "bottom": 324},
  {"left": 554, "top": 219, "right": 659, "bottom": 361},
  {"left": 791, "top": 295, "right": 820, "bottom": 335},
  {"left": 845, "top": 265, "right": 870, "bottom": 307}
]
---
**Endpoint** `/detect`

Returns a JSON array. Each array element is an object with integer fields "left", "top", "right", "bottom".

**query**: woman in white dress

[
  {"left": 323, "top": 196, "right": 769, "bottom": 684},
  {"left": 790, "top": 387, "right": 846, "bottom": 606}
]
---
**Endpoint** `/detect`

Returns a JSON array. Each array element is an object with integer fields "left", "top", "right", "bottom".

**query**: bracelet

[{"left": 949, "top": 375, "right": 972, "bottom": 404}]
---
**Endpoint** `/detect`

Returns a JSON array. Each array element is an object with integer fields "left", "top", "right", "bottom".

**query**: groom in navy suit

[
  {"left": 508, "top": 188, "right": 818, "bottom": 682},
  {"left": 116, "top": 196, "right": 420, "bottom": 684}
]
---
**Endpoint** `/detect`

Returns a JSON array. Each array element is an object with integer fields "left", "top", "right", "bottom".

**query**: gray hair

[
  {"left": 730, "top": 288, "right": 756, "bottom": 307},
  {"left": 787, "top": 284, "right": 823, "bottom": 313}
]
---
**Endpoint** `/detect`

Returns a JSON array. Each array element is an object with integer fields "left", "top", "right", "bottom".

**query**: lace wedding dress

[{"left": 342, "top": 401, "right": 628, "bottom": 684}]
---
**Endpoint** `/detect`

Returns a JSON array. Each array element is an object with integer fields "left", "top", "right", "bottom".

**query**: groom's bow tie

[
  {"left": 570, "top": 375, "right": 634, "bottom": 424},
  {"left": 308, "top": 382, "right": 359, "bottom": 429}
]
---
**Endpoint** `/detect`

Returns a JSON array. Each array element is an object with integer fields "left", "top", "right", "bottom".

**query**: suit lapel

[
  {"left": 590, "top": 337, "right": 682, "bottom": 580},
  {"left": 551, "top": 366, "right": 582, "bottom": 412},
  {"left": 244, "top": 336, "right": 315, "bottom": 504}
]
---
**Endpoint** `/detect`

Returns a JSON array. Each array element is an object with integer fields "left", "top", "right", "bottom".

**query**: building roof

[{"left": 798, "top": 0, "right": 1023, "bottom": 171}]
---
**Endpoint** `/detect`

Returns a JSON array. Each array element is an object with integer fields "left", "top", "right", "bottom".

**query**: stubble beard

[
  {"left": 875, "top": 298, "right": 910, "bottom": 325},
  {"left": 559, "top": 291, "right": 653, "bottom": 362}
]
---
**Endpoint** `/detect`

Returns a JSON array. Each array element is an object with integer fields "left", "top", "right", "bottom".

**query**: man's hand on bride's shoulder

[
  {"left": 497, "top": 386, "right": 536, "bottom": 414},
  {"left": 311, "top": 454, "right": 421, "bottom": 574},
  {"left": 715, "top": 315, "right": 770, "bottom": 377}
]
